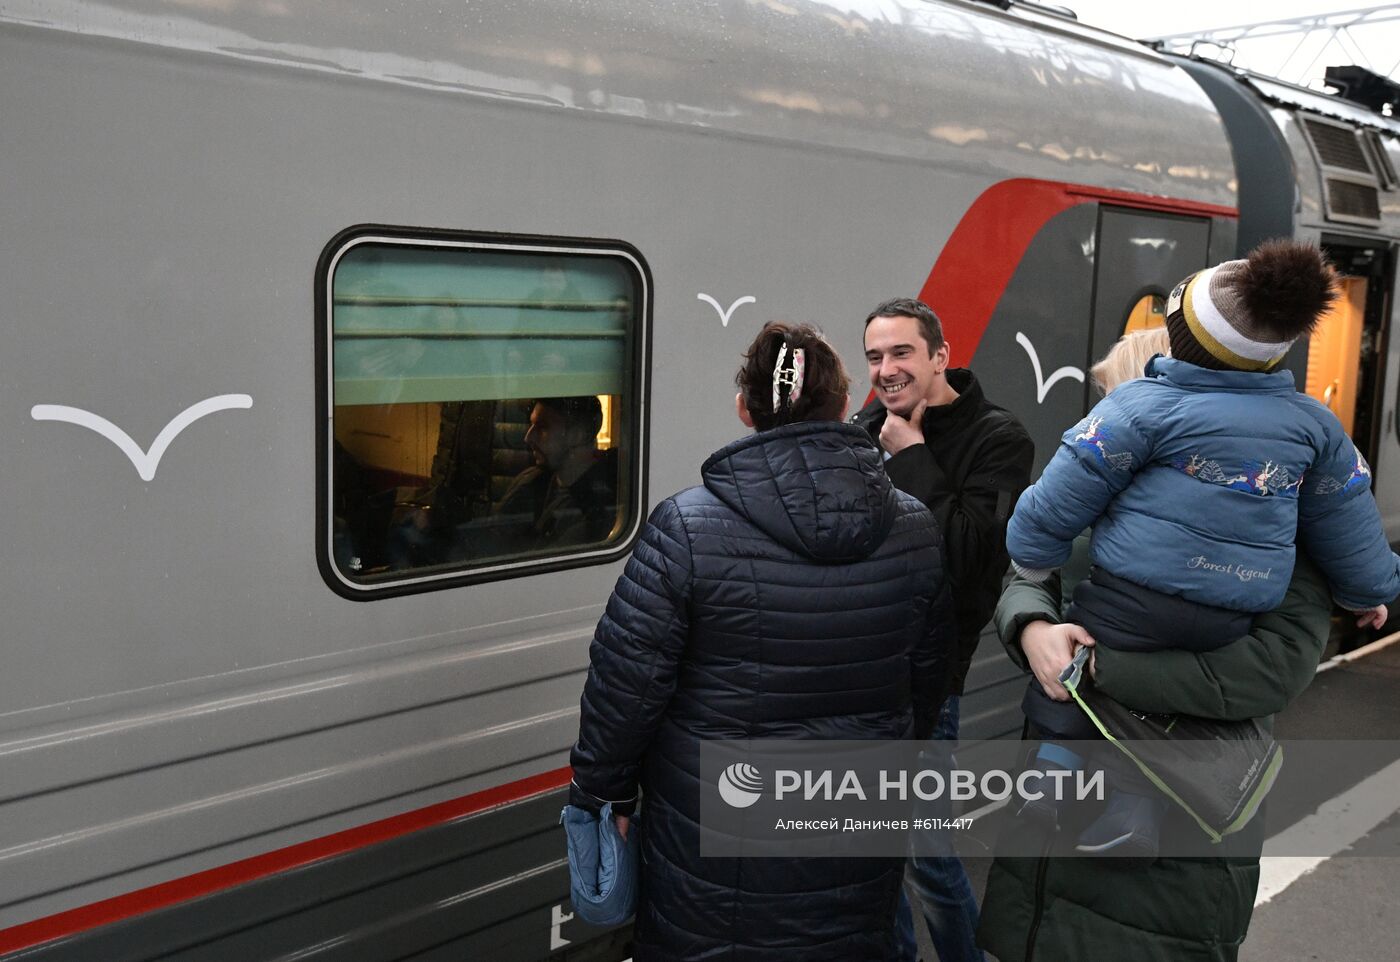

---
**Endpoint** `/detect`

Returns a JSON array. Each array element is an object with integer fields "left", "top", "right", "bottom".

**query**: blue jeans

[{"left": 893, "top": 696, "right": 984, "bottom": 962}]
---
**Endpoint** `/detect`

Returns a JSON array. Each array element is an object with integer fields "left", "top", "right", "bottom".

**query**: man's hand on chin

[{"left": 879, "top": 399, "right": 928, "bottom": 456}]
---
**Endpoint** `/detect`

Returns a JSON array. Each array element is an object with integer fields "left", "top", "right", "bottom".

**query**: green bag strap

[{"left": 1059, "top": 648, "right": 1225, "bottom": 844}]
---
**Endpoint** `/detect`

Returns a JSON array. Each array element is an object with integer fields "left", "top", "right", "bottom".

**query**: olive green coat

[{"left": 977, "top": 539, "right": 1331, "bottom": 962}]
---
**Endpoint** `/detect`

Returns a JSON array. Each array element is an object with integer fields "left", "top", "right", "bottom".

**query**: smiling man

[{"left": 850, "top": 297, "right": 1033, "bottom": 962}]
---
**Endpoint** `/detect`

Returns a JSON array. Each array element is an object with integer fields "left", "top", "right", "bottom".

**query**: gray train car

[{"left": 1, "top": 1, "right": 1397, "bottom": 959}]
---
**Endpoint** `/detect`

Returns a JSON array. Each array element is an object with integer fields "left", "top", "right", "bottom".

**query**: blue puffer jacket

[
  {"left": 570, "top": 421, "right": 953, "bottom": 961},
  {"left": 1007, "top": 357, "right": 1400, "bottom": 612}
]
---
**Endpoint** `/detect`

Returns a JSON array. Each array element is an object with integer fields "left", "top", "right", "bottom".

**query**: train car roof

[
  {"left": 1243, "top": 73, "right": 1400, "bottom": 136},
  {"left": 1172, "top": 57, "right": 1400, "bottom": 136},
  {"left": 1, "top": 0, "right": 1237, "bottom": 207}
]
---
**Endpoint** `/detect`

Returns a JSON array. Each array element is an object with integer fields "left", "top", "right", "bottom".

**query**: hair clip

[{"left": 772, "top": 344, "right": 806, "bottom": 412}]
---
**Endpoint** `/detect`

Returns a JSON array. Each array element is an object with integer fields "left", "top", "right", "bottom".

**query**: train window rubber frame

[
  {"left": 315, "top": 226, "right": 652, "bottom": 600},
  {"left": 1364, "top": 131, "right": 1398, "bottom": 191}
]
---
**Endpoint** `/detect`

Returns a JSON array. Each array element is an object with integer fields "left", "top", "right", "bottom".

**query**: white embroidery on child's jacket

[
  {"left": 1174, "top": 455, "right": 1302, "bottom": 498},
  {"left": 1310, "top": 451, "right": 1371, "bottom": 496},
  {"left": 1072, "top": 416, "right": 1134, "bottom": 472}
]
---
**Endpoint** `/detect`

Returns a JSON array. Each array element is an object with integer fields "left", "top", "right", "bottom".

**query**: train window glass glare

[
  {"left": 327, "top": 239, "right": 642, "bottom": 589},
  {"left": 1123, "top": 293, "right": 1167, "bottom": 334}
]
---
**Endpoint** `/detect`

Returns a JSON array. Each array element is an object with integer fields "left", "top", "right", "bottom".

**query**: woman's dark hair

[{"left": 735, "top": 321, "right": 850, "bottom": 431}]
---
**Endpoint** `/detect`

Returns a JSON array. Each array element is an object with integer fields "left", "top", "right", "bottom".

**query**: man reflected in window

[{"left": 493, "top": 396, "right": 619, "bottom": 550}]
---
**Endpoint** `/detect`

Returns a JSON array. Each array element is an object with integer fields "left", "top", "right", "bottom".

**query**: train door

[
  {"left": 956, "top": 204, "right": 1217, "bottom": 743},
  {"left": 1307, "top": 239, "right": 1393, "bottom": 474},
  {"left": 1086, "top": 208, "right": 1213, "bottom": 410}
]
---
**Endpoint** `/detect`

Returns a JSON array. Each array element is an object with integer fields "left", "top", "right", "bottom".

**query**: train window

[
  {"left": 1364, "top": 132, "right": 1398, "bottom": 190},
  {"left": 1123, "top": 293, "right": 1167, "bottom": 334},
  {"left": 320, "top": 232, "right": 648, "bottom": 595}
]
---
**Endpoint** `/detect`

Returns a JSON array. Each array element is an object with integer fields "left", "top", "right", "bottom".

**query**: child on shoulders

[{"left": 1006, "top": 240, "right": 1399, "bottom": 855}]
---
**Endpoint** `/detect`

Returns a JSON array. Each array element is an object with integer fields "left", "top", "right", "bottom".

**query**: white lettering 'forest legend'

[{"left": 1187, "top": 555, "right": 1272, "bottom": 583}]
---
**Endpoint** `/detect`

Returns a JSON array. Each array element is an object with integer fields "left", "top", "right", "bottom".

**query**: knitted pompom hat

[{"left": 1165, "top": 240, "right": 1337, "bottom": 371}]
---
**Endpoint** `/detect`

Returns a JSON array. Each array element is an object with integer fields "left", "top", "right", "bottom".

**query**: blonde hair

[{"left": 1091, "top": 327, "right": 1170, "bottom": 395}]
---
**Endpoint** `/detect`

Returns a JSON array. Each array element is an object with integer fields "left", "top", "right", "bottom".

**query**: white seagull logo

[
  {"left": 31, "top": 394, "right": 254, "bottom": 481},
  {"left": 697, "top": 293, "right": 757, "bottom": 328},
  {"left": 1016, "top": 331, "right": 1084, "bottom": 403}
]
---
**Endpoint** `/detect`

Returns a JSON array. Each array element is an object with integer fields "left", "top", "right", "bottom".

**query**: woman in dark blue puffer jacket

[{"left": 570, "top": 321, "right": 955, "bottom": 960}]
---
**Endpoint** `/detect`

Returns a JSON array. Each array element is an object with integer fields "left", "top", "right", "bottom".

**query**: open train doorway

[
  {"left": 1306, "top": 238, "right": 1397, "bottom": 651},
  {"left": 1307, "top": 239, "right": 1394, "bottom": 472}
]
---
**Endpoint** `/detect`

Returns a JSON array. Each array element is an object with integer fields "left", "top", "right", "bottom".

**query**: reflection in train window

[
  {"left": 324, "top": 236, "right": 645, "bottom": 590},
  {"left": 1123, "top": 292, "right": 1167, "bottom": 334}
]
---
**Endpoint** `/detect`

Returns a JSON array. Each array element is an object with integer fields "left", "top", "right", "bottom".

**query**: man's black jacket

[{"left": 851, "top": 368, "right": 1034, "bottom": 695}]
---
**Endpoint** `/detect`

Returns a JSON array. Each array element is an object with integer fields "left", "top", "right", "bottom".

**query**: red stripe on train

[
  {"left": 0, "top": 766, "right": 573, "bottom": 956},
  {"left": 861, "top": 178, "right": 1236, "bottom": 403},
  {"left": 921, "top": 178, "right": 1236, "bottom": 368}
]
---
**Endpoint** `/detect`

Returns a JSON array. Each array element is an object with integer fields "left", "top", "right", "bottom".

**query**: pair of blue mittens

[{"left": 560, "top": 802, "right": 638, "bottom": 927}]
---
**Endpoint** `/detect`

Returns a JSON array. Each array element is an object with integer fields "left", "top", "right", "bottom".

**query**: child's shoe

[
  {"left": 1016, "top": 742, "right": 1084, "bottom": 831},
  {"left": 1074, "top": 790, "right": 1169, "bottom": 858}
]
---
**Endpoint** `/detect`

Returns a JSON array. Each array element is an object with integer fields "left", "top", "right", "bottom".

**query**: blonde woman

[
  {"left": 1006, "top": 242, "right": 1396, "bottom": 855},
  {"left": 979, "top": 323, "right": 1335, "bottom": 962},
  {"left": 1088, "top": 326, "right": 1169, "bottom": 395}
]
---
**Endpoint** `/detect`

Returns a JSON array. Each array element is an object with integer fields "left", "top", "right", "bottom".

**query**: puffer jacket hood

[{"left": 701, "top": 420, "right": 897, "bottom": 562}]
